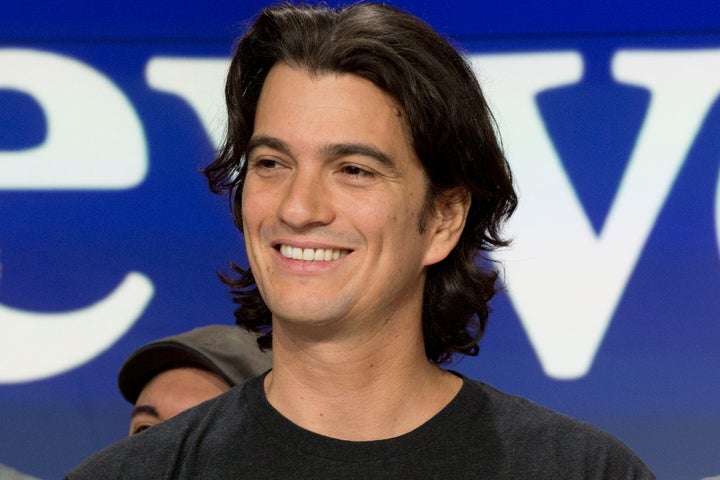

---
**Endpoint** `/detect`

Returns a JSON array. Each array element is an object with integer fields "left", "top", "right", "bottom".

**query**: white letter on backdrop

[
  {"left": 145, "top": 57, "right": 230, "bottom": 150},
  {"left": 0, "top": 48, "right": 153, "bottom": 383},
  {"left": 471, "top": 50, "right": 720, "bottom": 379}
]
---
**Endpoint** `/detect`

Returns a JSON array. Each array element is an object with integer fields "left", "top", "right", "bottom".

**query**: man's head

[
  {"left": 205, "top": 2, "right": 517, "bottom": 362},
  {"left": 118, "top": 325, "right": 272, "bottom": 435}
]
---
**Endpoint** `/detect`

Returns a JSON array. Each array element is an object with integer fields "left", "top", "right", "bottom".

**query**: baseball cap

[{"left": 118, "top": 324, "right": 272, "bottom": 404}]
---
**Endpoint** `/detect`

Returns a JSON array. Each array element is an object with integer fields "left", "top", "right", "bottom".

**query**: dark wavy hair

[{"left": 204, "top": 2, "right": 517, "bottom": 363}]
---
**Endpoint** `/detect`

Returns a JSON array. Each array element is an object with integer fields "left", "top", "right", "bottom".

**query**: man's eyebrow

[
  {"left": 131, "top": 405, "right": 160, "bottom": 420},
  {"left": 246, "top": 135, "right": 291, "bottom": 158},
  {"left": 246, "top": 136, "right": 397, "bottom": 170},
  {"left": 321, "top": 143, "right": 396, "bottom": 169}
]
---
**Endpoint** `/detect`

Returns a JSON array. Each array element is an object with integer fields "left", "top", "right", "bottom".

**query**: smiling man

[
  {"left": 241, "top": 62, "right": 468, "bottom": 440},
  {"left": 67, "top": 3, "right": 654, "bottom": 478}
]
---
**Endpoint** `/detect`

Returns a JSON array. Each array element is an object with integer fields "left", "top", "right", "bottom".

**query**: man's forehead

[
  {"left": 253, "top": 64, "right": 415, "bottom": 159},
  {"left": 258, "top": 63, "right": 400, "bottom": 111}
]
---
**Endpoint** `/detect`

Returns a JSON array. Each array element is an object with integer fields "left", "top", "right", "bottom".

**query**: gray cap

[{"left": 118, "top": 325, "right": 272, "bottom": 404}]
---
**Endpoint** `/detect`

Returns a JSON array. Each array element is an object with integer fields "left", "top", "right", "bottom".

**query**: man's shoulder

[
  {"left": 464, "top": 377, "right": 607, "bottom": 435},
  {"left": 458, "top": 377, "right": 655, "bottom": 478}
]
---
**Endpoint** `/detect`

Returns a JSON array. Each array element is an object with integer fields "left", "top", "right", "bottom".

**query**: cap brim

[{"left": 117, "top": 341, "right": 229, "bottom": 404}]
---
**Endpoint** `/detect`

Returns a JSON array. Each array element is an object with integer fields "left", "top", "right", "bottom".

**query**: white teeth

[{"left": 279, "top": 245, "right": 348, "bottom": 261}]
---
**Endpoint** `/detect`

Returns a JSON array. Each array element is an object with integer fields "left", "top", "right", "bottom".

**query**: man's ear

[{"left": 423, "top": 187, "right": 471, "bottom": 266}]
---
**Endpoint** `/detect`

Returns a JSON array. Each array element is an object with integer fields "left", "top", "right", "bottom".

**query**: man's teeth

[{"left": 279, "top": 245, "right": 348, "bottom": 261}]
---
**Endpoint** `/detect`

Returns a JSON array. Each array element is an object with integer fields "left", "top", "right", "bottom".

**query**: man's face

[
  {"left": 241, "top": 63, "right": 459, "bottom": 340},
  {"left": 129, "top": 366, "right": 229, "bottom": 436}
]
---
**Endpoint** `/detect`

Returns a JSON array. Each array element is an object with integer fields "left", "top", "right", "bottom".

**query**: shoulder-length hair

[{"left": 204, "top": 2, "right": 517, "bottom": 363}]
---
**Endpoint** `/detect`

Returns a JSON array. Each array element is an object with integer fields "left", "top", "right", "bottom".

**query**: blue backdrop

[{"left": 1, "top": 1, "right": 719, "bottom": 478}]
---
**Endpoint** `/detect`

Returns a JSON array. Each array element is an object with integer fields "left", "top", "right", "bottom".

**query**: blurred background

[{"left": 1, "top": 1, "right": 719, "bottom": 478}]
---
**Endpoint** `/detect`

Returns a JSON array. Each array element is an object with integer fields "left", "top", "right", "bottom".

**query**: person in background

[{"left": 118, "top": 324, "right": 271, "bottom": 435}]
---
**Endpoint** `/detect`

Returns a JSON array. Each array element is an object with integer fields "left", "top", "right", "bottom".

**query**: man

[
  {"left": 67, "top": 3, "right": 655, "bottom": 478},
  {"left": 118, "top": 324, "right": 271, "bottom": 436}
]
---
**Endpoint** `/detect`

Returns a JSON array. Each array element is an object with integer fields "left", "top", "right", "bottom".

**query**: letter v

[
  {"left": 145, "top": 57, "right": 230, "bottom": 150},
  {"left": 470, "top": 50, "right": 720, "bottom": 379}
]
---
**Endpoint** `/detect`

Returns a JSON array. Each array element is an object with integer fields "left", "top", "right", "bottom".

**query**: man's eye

[
  {"left": 255, "top": 158, "right": 283, "bottom": 169},
  {"left": 131, "top": 424, "right": 152, "bottom": 436},
  {"left": 340, "top": 165, "right": 374, "bottom": 177}
]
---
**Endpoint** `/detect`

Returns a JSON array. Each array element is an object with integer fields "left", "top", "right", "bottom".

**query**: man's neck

[{"left": 264, "top": 327, "right": 462, "bottom": 441}]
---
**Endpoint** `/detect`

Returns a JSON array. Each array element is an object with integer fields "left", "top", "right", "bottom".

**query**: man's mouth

[{"left": 278, "top": 244, "right": 351, "bottom": 261}]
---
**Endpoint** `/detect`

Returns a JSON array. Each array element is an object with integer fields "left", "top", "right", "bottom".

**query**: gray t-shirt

[{"left": 66, "top": 372, "right": 655, "bottom": 479}]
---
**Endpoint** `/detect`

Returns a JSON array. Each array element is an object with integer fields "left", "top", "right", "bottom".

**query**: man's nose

[{"left": 277, "top": 169, "right": 335, "bottom": 229}]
